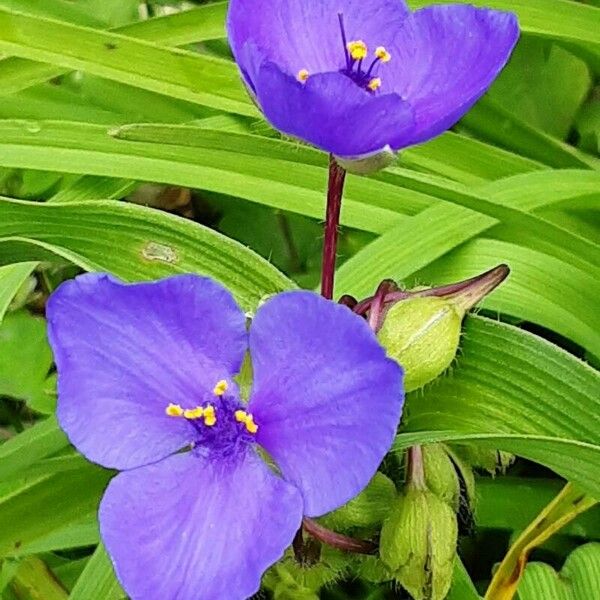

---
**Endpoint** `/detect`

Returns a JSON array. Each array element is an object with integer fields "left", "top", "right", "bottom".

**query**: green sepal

[{"left": 423, "top": 444, "right": 461, "bottom": 511}]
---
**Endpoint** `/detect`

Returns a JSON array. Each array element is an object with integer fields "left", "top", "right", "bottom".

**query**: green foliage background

[{"left": 0, "top": 1, "right": 598, "bottom": 598}]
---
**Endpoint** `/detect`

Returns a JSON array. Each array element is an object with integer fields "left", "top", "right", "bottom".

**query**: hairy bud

[
  {"left": 379, "top": 487, "right": 458, "bottom": 600},
  {"left": 376, "top": 265, "right": 510, "bottom": 391},
  {"left": 377, "top": 296, "right": 462, "bottom": 392}
]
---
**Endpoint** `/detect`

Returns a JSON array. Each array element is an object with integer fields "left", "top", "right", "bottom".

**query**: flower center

[
  {"left": 165, "top": 379, "right": 258, "bottom": 460},
  {"left": 295, "top": 14, "right": 392, "bottom": 92}
]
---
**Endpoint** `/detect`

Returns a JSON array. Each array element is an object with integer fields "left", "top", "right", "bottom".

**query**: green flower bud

[
  {"left": 320, "top": 472, "right": 397, "bottom": 532},
  {"left": 423, "top": 444, "right": 460, "bottom": 511},
  {"left": 376, "top": 265, "right": 509, "bottom": 392},
  {"left": 380, "top": 488, "right": 458, "bottom": 600},
  {"left": 377, "top": 296, "right": 462, "bottom": 392}
]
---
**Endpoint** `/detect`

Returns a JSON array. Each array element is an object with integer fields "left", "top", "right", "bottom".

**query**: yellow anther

[
  {"left": 213, "top": 380, "right": 228, "bottom": 396},
  {"left": 367, "top": 77, "right": 382, "bottom": 91},
  {"left": 347, "top": 40, "right": 368, "bottom": 61},
  {"left": 165, "top": 403, "right": 184, "bottom": 417},
  {"left": 183, "top": 406, "right": 204, "bottom": 420},
  {"left": 234, "top": 410, "right": 247, "bottom": 423},
  {"left": 245, "top": 414, "right": 259, "bottom": 434},
  {"left": 234, "top": 409, "right": 258, "bottom": 434},
  {"left": 297, "top": 69, "right": 310, "bottom": 83},
  {"left": 375, "top": 46, "right": 391, "bottom": 63},
  {"left": 203, "top": 405, "right": 217, "bottom": 427}
]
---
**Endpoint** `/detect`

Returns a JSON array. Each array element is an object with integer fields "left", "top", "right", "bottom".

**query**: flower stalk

[
  {"left": 407, "top": 444, "right": 427, "bottom": 491},
  {"left": 321, "top": 155, "right": 347, "bottom": 299},
  {"left": 302, "top": 517, "right": 377, "bottom": 555}
]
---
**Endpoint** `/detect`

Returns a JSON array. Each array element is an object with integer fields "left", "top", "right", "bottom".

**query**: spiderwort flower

[
  {"left": 227, "top": 0, "right": 519, "bottom": 169},
  {"left": 47, "top": 274, "right": 403, "bottom": 600}
]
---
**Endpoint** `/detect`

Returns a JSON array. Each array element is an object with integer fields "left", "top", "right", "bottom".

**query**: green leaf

[
  {"left": 476, "top": 477, "right": 600, "bottom": 539},
  {"left": 117, "top": 2, "right": 228, "bottom": 46},
  {"left": 401, "top": 131, "right": 544, "bottom": 184},
  {"left": 383, "top": 167, "right": 599, "bottom": 275},
  {"left": 69, "top": 545, "right": 124, "bottom": 600},
  {"left": 0, "top": 197, "right": 293, "bottom": 311},
  {"left": 49, "top": 176, "right": 135, "bottom": 204},
  {"left": 488, "top": 38, "right": 592, "bottom": 140},
  {"left": 0, "top": 119, "right": 589, "bottom": 238},
  {"left": 447, "top": 559, "right": 481, "bottom": 600},
  {"left": 0, "top": 9, "right": 253, "bottom": 115},
  {"left": 0, "top": 466, "right": 111, "bottom": 558},
  {"left": 0, "top": 262, "right": 37, "bottom": 323},
  {"left": 5, "top": 556, "right": 68, "bottom": 600},
  {"left": 12, "top": 517, "right": 98, "bottom": 558},
  {"left": 0, "top": 120, "right": 413, "bottom": 235},
  {"left": 394, "top": 316, "right": 600, "bottom": 497},
  {"left": 460, "top": 96, "right": 599, "bottom": 169},
  {"left": 484, "top": 482, "right": 596, "bottom": 600},
  {"left": 0, "top": 0, "right": 105, "bottom": 27},
  {"left": 517, "top": 543, "right": 600, "bottom": 600},
  {"left": 0, "top": 311, "right": 54, "bottom": 413},
  {"left": 0, "top": 2, "right": 231, "bottom": 96},
  {"left": 0, "top": 417, "right": 68, "bottom": 481}
]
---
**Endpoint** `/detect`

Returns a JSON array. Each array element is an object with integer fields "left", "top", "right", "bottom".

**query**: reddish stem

[
  {"left": 320, "top": 155, "right": 347, "bottom": 300},
  {"left": 367, "top": 279, "right": 398, "bottom": 332},
  {"left": 302, "top": 518, "right": 377, "bottom": 555}
]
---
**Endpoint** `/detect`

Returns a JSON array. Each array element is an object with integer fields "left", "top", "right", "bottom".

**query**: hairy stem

[{"left": 320, "top": 155, "right": 347, "bottom": 300}]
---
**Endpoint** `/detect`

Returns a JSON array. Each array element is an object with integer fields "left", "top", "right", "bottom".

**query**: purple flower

[
  {"left": 227, "top": 0, "right": 519, "bottom": 162},
  {"left": 47, "top": 274, "right": 403, "bottom": 600}
]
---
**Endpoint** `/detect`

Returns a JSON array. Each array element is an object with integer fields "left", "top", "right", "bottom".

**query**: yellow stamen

[
  {"left": 165, "top": 403, "right": 184, "bottom": 417},
  {"left": 213, "top": 380, "right": 228, "bottom": 396},
  {"left": 367, "top": 77, "right": 382, "bottom": 91},
  {"left": 297, "top": 69, "right": 310, "bottom": 83},
  {"left": 234, "top": 409, "right": 258, "bottom": 434},
  {"left": 347, "top": 40, "right": 368, "bottom": 61},
  {"left": 375, "top": 46, "right": 391, "bottom": 63},
  {"left": 245, "top": 414, "right": 258, "bottom": 434},
  {"left": 183, "top": 406, "right": 204, "bottom": 420},
  {"left": 203, "top": 405, "right": 217, "bottom": 427}
]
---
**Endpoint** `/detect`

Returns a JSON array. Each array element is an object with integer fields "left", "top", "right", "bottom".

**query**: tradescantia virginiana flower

[
  {"left": 227, "top": 0, "right": 519, "bottom": 169},
  {"left": 47, "top": 274, "right": 403, "bottom": 600}
]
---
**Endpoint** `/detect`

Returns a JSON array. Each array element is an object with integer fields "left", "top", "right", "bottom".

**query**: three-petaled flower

[
  {"left": 228, "top": 0, "right": 519, "bottom": 166},
  {"left": 47, "top": 274, "right": 403, "bottom": 600}
]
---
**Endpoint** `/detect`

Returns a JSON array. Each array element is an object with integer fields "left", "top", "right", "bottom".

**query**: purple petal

[
  {"left": 386, "top": 5, "right": 519, "bottom": 147},
  {"left": 255, "top": 63, "right": 414, "bottom": 158},
  {"left": 228, "top": 0, "right": 410, "bottom": 83},
  {"left": 100, "top": 450, "right": 303, "bottom": 600},
  {"left": 248, "top": 291, "right": 403, "bottom": 517},
  {"left": 47, "top": 274, "right": 247, "bottom": 470}
]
